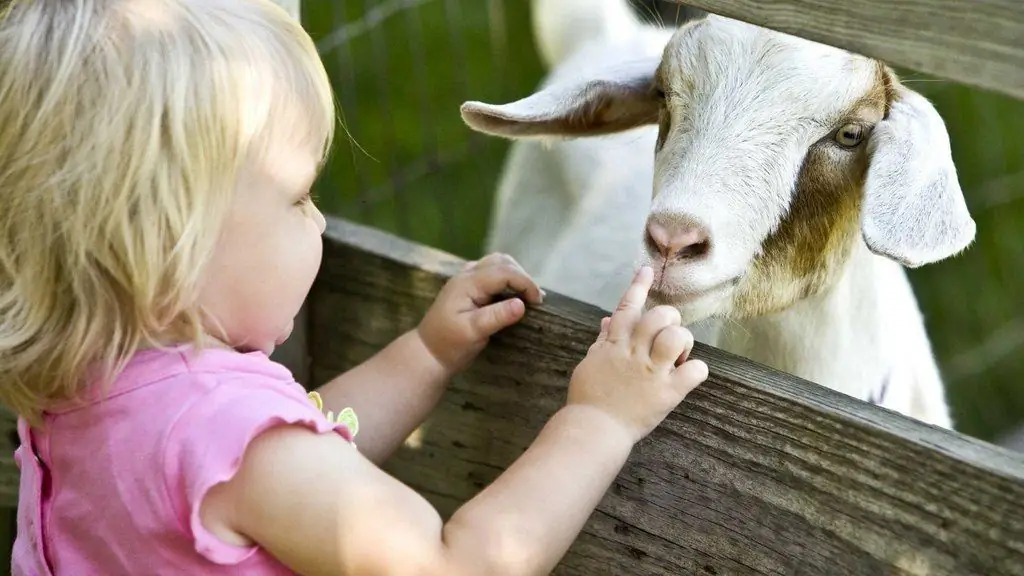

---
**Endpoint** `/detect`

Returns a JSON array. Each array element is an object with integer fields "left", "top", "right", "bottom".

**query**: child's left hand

[{"left": 417, "top": 252, "right": 544, "bottom": 374}]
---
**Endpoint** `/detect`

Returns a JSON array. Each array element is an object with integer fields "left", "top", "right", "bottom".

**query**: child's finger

[
  {"left": 633, "top": 305, "right": 682, "bottom": 358},
  {"left": 475, "top": 252, "right": 520, "bottom": 270},
  {"left": 606, "top": 266, "right": 653, "bottom": 344},
  {"left": 594, "top": 316, "right": 612, "bottom": 344},
  {"left": 469, "top": 297, "right": 527, "bottom": 337},
  {"left": 471, "top": 263, "right": 544, "bottom": 305},
  {"left": 472, "top": 254, "right": 546, "bottom": 299},
  {"left": 649, "top": 325, "right": 693, "bottom": 368},
  {"left": 495, "top": 255, "right": 546, "bottom": 303},
  {"left": 671, "top": 358, "right": 709, "bottom": 397}
]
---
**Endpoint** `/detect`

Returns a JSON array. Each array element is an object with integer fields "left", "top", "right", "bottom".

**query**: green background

[{"left": 301, "top": 1, "right": 1023, "bottom": 444}]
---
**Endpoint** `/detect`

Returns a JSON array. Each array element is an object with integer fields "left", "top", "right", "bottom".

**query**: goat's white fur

[{"left": 462, "top": 1, "right": 975, "bottom": 429}]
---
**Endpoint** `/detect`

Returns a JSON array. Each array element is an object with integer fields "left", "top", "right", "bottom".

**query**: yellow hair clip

[{"left": 307, "top": 391, "right": 359, "bottom": 438}]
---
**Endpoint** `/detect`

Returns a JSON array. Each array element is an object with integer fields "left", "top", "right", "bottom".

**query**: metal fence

[{"left": 299, "top": 1, "right": 1024, "bottom": 446}]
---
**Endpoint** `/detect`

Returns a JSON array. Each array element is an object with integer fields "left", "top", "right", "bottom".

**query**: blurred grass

[
  {"left": 302, "top": 1, "right": 1022, "bottom": 443},
  {"left": 902, "top": 74, "right": 1024, "bottom": 441},
  {"left": 303, "top": 0, "right": 543, "bottom": 260}
]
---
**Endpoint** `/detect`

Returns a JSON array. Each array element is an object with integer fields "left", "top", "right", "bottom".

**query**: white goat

[{"left": 459, "top": 0, "right": 976, "bottom": 429}]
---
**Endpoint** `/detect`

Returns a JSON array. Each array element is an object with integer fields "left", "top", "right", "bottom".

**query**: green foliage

[
  {"left": 901, "top": 73, "right": 1024, "bottom": 441},
  {"left": 303, "top": 0, "right": 544, "bottom": 259}
]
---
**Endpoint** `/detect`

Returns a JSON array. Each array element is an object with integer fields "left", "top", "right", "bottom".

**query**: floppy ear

[
  {"left": 460, "top": 55, "right": 662, "bottom": 140},
  {"left": 861, "top": 83, "right": 976, "bottom": 268}
]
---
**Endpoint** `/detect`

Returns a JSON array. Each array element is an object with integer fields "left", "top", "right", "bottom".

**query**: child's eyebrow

[
  {"left": 300, "top": 167, "right": 321, "bottom": 191},
  {"left": 284, "top": 163, "right": 319, "bottom": 193}
]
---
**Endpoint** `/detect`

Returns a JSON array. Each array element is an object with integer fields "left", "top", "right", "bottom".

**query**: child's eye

[{"left": 295, "top": 192, "right": 314, "bottom": 207}]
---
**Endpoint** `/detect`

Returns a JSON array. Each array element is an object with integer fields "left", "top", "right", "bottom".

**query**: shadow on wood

[{"left": 308, "top": 215, "right": 1024, "bottom": 575}]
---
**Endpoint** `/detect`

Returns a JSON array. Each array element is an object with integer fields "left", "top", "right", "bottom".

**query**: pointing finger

[{"left": 607, "top": 266, "right": 653, "bottom": 343}]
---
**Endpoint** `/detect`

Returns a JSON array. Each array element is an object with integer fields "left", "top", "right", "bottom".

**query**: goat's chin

[{"left": 646, "top": 282, "right": 733, "bottom": 325}]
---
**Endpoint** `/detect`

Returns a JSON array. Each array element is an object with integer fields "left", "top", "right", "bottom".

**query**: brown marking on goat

[
  {"left": 730, "top": 64, "right": 894, "bottom": 318},
  {"left": 653, "top": 63, "right": 672, "bottom": 152},
  {"left": 879, "top": 62, "right": 899, "bottom": 117},
  {"left": 655, "top": 108, "right": 671, "bottom": 153}
]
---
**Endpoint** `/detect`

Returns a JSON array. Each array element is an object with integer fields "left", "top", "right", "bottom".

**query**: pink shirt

[{"left": 11, "top": 345, "right": 355, "bottom": 575}]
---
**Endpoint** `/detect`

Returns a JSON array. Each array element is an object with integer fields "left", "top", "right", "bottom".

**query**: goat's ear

[
  {"left": 460, "top": 56, "right": 662, "bottom": 139},
  {"left": 861, "top": 84, "right": 976, "bottom": 268}
]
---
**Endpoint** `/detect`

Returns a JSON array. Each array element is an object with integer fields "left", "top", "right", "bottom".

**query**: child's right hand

[{"left": 568, "top": 266, "right": 709, "bottom": 443}]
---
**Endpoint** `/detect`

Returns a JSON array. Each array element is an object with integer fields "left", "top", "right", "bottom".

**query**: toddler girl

[{"left": 0, "top": 1, "right": 709, "bottom": 574}]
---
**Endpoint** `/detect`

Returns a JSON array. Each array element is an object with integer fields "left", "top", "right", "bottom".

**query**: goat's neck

[{"left": 716, "top": 241, "right": 897, "bottom": 401}]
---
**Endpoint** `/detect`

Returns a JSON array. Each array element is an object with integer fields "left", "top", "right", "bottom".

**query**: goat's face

[{"left": 461, "top": 15, "right": 975, "bottom": 323}]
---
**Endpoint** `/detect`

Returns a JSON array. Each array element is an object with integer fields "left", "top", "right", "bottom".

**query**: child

[{"left": 0, "top": 0, "right": 709, "bottom": 574}]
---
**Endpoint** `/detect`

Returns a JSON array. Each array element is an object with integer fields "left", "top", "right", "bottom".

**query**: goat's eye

[
  {"left": 653, "top": 86, "right": 666, "bottom": 100},
  {"left": 834, "top": 124, "right": 864, "bottom": 148}
]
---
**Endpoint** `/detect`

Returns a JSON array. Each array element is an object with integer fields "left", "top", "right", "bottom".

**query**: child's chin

[{"left": 274, "top": 320, "right": 294, "bottom": 346}]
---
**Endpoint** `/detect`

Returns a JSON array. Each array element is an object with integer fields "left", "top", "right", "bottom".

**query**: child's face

[{"left": 197, "top": 137, "right": 326, "bottom": 355}]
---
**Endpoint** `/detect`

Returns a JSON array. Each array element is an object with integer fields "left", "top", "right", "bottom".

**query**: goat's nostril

[{"left": 679, "top": 238, "right": 711, "bottom": 260}]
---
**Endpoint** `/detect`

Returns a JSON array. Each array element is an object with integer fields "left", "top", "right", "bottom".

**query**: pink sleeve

[{"left": 163, "top": 377, "right": 354, "bottom": 565}]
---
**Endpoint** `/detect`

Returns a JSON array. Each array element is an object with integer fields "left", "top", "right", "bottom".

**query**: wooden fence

[
  {"left": 310, "top": 216, "right": 1024, "bottom": 575},
  {"left": 295, "top": 4, "right": 1024, "bottom": 573},
  {"left": 675, "top": 0, "right": 1024, "bottom": 100},
  {"left": 1, "top": 0, "right": 1023, "bottom": 574}
]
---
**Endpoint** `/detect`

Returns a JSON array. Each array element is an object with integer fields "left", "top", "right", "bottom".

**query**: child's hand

[
  {"left": 568, "top": 266, "right": 709, "bottom": 443},
  {"left": 418, "top": 253, "right": 544, "bottom": 374}
]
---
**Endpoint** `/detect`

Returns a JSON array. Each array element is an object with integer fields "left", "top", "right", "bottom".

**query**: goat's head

[{"left": 461, "top": 15, "right": 975, "bottom": 322}]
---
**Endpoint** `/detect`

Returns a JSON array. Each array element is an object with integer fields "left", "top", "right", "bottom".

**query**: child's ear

[
  {"left": 860, "top": 83, "right": 976, "bottom": 268},
  {"left": 460, "top": 55, "right": 663, "bottom": 140}
]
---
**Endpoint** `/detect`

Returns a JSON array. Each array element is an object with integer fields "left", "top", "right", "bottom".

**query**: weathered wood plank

[
  {"left": 0, "top": 408, "right": 18, "bottom": 508},
  {"left": 666, "top": 0, "right": 1024, "bottom": 101},
  {"left": 308, "top": 215, "right": 1024, "bottom": 575}
]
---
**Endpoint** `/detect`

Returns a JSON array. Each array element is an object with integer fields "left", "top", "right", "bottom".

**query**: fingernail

[{"left": 509, "top": 297, "right": 525, "bottom": 316}]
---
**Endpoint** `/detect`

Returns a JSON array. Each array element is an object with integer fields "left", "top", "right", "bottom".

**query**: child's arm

[
  {"left": 312, "top": 254, "right": 544, "bottom": 463},
  {"left": 207, "top": 399, "right": 634, "bottom": 576},
  {"left": 201, "top": 267, "right": 709, "bottom": 576}
]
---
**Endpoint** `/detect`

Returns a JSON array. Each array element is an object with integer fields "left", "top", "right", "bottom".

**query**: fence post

[{"left": 266, "top": 0, "right": 310, "bottom": 386}]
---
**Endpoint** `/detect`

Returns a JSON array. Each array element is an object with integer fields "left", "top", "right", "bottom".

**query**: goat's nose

[{"left": 645, "top": 214, "right": 711, "bottom": 260}]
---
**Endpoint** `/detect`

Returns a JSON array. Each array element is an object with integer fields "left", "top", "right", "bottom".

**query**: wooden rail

[
  {"left": 0, "top": 410, "right": 17, "bottom": 508},
  {"left": 307, "top": 216, "right": 1024, "bottom": 575},
  {"left": 667, "top": 0, "right": 1024, "bottom": 100}
]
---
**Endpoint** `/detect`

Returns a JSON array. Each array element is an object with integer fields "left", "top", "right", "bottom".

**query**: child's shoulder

[
  {"left": 49, "top": 344, "right": 350, "bottom": 448},
  {"left": 51, "top": 345, "right": 308, "bottom": 420},
  {"left": 125, "top": 344, "right": 304, "bottom": 396},
  {"left": 22, "top": 347, "right": 355, "bottom": 571}
]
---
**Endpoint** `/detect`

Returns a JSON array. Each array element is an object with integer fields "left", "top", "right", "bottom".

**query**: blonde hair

[{"left": 0, "top": 0, "right": 336, "bottom": 424}]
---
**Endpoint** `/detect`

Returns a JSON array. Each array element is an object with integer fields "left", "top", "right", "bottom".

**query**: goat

[{"left": 459, "top": 0, "right": 976, "bottom": 429}]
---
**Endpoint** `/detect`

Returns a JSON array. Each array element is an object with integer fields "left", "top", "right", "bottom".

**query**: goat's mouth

[{"left": 648, "top": 275, "right": 741, "bottom": 308}]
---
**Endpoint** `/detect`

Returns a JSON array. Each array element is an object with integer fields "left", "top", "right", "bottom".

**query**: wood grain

[
  {"left": 307, "top": 216, "right": 1024, "bottom": 575},
  {"left": 665, "top": 0, "right": 1024, "bottom": 100},
  {"left": 0, "top": 408, "right": 19, "bottom": 508}
]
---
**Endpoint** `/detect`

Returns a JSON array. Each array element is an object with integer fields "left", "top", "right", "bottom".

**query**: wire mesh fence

[
  {"left": 300, "top": 1, "right": 1024, "bottom": 445},
  {"left": 302, "top": 1, "right": 704, "bottom": 258}
]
